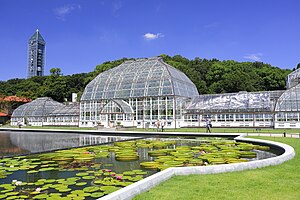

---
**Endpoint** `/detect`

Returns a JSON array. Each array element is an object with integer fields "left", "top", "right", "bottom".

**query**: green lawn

[{"left": 134, "top": 137, "right": 300, "bottom": 200}]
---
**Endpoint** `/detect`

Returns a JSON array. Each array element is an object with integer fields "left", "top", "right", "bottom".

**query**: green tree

[{"left": 50, "top": 68, "right": 62, "bottom": 76}]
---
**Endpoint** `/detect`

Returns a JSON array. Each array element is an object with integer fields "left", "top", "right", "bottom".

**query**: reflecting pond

[
  {"left": 0, "top": 135, "right": 277, "bottom": 199},
  {"left": 0, "top": 131, "right": 136, "bottom": 157}
]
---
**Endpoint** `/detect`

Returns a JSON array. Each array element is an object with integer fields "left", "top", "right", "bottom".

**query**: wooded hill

[{"left": 0, "top": 55, "right": 294, "bottom": 102}]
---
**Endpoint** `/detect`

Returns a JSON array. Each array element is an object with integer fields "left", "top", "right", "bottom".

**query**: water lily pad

[
  {"left": 58, "top": 188, "right": 71, "bottom": 193},
  {"left": 45, "top": 179, "right": 56, "bottom": 183},
  {"left": 5, "top": 192, "right": 19, "bottom": 196},
  {"left": 76, "top": 172, "right": 89, "bottom": 177},
  {"left": 93, "top": 180, "right": 103, "bottom": 185},
  {"left": 38, "top": 167, "right": 55, "bottom": 172},
  {"left": 6, "top": 196, "right": 19, "bottom": 200},
  {"left": 67, "top": 177, "right": 81, "bottom": 181},
  {"left": 49, "top": 193, "right": 62, "bottom": 197},
  {"left": 82, "top": 175, "right": 95, "bottom": 180},
  {"left": 100, "top": 185, "right": 120, "bottom": 194},
  {"left": 123, "top": 171, "right": 135, "bottom": 175},
  {"left": 33, "top": 194, "right": 49, "bottom": 199},
  {"left": 83, "top": 186, "right": 100, "bottom": 193},
  {"left": 75, "top": 182, "right": 87, "bottom": 186},
  {"left": 91, "top": 192, "right": 105, "bottom": 198},
  {"left": 27, "top": 170, "right": 39, "bottom": 174}
]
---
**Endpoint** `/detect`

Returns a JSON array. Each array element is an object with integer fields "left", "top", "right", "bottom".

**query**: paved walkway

[{"left": 243, "top": 132, "right": 300, "bottom": 138}]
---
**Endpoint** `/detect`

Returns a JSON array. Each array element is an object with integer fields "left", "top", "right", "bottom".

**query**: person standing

[
  {"left": 205, "top": 119, "right": 212, "bottom": 133},
  {"left": 161, "top": 120, "right": 166, "bottom": 132},
  {"left": 17, "top": 121, "right": 22, "bottom": 128},
  {"left": 156, "top": 120, "right": 160, "bottom": 132}
]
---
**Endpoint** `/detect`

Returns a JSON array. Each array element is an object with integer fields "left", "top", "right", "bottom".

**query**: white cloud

[
  {"left": 244, "top": 53, "right": 263, "bottom": 62},
  {"left": 143, "top": 33, "right": 164, "bottom": 40},
  {"left": 113, "top": 1, "right": 123, "bottom": 12},
  {"left": 54, "top": 4, "right": 81, "bottom": 20}
]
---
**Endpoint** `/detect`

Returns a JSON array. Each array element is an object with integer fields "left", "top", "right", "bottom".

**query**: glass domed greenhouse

[
  {"left": 11, "top": 97, "right": 64, "bottom": 126},
  {"left": 80, "top": 57, "right": 199, "bottom": 128}
]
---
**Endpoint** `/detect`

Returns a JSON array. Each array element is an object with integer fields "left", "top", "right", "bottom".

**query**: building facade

[
  {"left": 11, "top": 57, "right": 300, "bottom": 129},
  {"left": 27, "top": 29, "right": 46, "bottom": 78}
]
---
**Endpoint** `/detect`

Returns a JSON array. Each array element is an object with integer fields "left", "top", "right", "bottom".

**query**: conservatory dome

[
  {"left": 286, "top": 68, "right": 300, "bottom": 89},
  {"left": 275, "top": 84, "right": 300, "bottom": 112},
  {"left": 81, "top": 57, "right": 199, "bottom": 101},
  {"left": 12, "top": 97, "right": 63, "bottom": 117}
]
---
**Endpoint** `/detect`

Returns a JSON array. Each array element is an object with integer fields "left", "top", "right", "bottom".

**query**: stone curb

[{"left": 99, "top": 135, "right": 295, "bottom": 200}]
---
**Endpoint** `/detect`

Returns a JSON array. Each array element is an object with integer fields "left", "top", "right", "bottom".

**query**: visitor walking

[
  {"left": 17, "top": 121, "right": 22, "bottom": 128},
  {"left": 161, "top": 120, "right": 166, "bottom": 132},
  {"left": 205, "top": 119, "right": 212, "bottom": 133},
  {"left": 156, "top": 120, "right": 160, "bottom": 132}
]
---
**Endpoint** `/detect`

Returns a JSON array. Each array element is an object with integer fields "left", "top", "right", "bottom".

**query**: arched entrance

[{"left": 99, "top": 100, "right": 134, "bottom": 128}]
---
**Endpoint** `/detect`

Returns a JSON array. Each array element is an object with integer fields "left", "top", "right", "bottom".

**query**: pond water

[
  {"left": 0, "top": 131, "right": 137, "bottom": 157},
  {"left": 0, "top": 132, "right": 277, "bottom": 199}
]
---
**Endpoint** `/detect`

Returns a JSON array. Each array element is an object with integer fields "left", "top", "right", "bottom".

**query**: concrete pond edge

[{"left": 99, "top": 134, "right": 296, "bottom": 200}]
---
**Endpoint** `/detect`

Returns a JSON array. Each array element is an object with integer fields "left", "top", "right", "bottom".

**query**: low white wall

[
  {"left": 275, "top": 122, "right": 300, "bottom": 129},
  {"left": 99, "top": 135, "right": 295, "bottom": 200}
]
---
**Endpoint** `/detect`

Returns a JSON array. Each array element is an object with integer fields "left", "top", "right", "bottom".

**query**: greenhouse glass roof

[
  {"left": 48, "top": 103, "right": 79, "bottom": 116},
  {"left": 12, "top": 97, "right": 63, "bottom": 117},
  {"left": 286, "top": 68, "right": 300, "bottom": 89},
  {"left": 186, "top": 91, "right": 284, "bottom": 114},
  {"left": 275, "top": 84, "right": 300, "bottom": 112},
  {"left": 81, "top": 57, "right": 199, "bottom": 101}
]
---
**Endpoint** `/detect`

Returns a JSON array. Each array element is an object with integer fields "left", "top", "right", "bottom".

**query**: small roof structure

[
  {"left": 0, "top": 96, "right": 31, "bottom": 103},
  {"left": 29, "top": 29, "right": 45, "bottom": 44},
  {"left": 12, "top": 97, "right": 63, "bottom": 117},
  {"left": 0, "top": 112, "right": 9, "bottom": 117},
  {"left": 48, "top": 103, "right": 79, "bottom": 116}
]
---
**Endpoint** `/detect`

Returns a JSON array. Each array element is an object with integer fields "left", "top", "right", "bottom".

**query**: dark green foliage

[{"left": 0, "top": 55, "right": 292, "bottom": 102}]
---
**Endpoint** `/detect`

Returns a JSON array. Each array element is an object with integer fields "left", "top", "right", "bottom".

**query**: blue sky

[{"left": 0, "top": 0, "right": 300, "bottom": 81}]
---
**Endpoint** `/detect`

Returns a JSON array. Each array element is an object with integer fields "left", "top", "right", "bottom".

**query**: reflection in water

[{"left": 0, "top": 131, "right": 137, "bottom": 157}]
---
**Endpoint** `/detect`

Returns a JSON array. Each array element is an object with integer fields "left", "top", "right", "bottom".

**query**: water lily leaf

[
  {"left": 123, "top": 171, "right": 135, "bottom": 175},
  {"left": 27, "top": 170, "right": 39, "bottom": 174},
  {"left": 100, "top": 185, "right": 120, "bottom": 194},
  {"left": 75, "top": 182, "right": 87, "bottom": 186},
  {"left": 71, "top": 190, "right": 85, "bottom": 194},
  {"left": 83, "top": 186, "right": 100, "bottom": 193},
  {"left": 91, "top": 192, "right": 105, "bottom": 198},
  {"left": 93, "top": 180, "right": 103, "bottom": 185},
  {"left": 45, "top": 179, "right": 56, "bottom": 183},
  {"left": 4, "top": 191, "right": 19, "bottom": 196},
  {"left": 33, "top": 194, "right": 49, "bottom": 199},
  {"left": 58, "top": 188, "right": 72, "bottom": 192},
  {"left": 49, "top": 193, "right": 62, "bottom": 197},
  {"left": 82, "top": 176, "right": 95, "bottom": 180},
  {"left": 76, "top": 172, "right": 89, "bottom": 177},
  {"left": 67, "top": 177, "right": 81, "bottom": 181},
  {"left": 6, "top": 195, "right": 19, "bottom": 200},
  {"left": 38, "top": 167, "right": 55, "bottom": 172}
]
